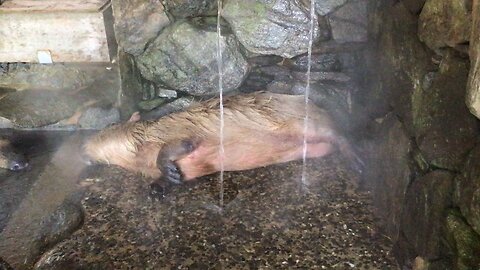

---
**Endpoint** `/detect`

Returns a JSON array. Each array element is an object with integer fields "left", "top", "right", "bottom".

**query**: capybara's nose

[{"left": 9, "top": 159, "right": 29, "bottom": 171}]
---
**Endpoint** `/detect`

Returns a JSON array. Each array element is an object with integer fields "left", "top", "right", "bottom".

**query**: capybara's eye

[{"left": 106, "top": 122, "right": 118, "bottom": 128}]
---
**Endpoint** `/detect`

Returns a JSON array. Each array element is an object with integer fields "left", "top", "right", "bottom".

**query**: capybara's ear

[{"left": 128, "top": 111, "right": 141, "bottom": 122}]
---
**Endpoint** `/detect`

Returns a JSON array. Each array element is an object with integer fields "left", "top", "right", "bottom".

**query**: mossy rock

[{"left": 446, "top": 209, "right": 480, "bottom": 270}]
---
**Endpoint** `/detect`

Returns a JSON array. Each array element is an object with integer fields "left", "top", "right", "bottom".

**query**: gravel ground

[{"left": 34, "top": 155, "right": 397, "bottom": 269}]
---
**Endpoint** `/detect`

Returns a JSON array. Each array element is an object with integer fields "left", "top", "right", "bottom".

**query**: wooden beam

[
  {"left": 0, "top": 0, "right": 110, "bottom": 12},
  {"left": 0, "top": 0, "right": 114, "bottom": 62}
]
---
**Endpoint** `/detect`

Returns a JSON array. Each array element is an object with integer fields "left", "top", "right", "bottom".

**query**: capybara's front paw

[{"left": 162, "top": 160, "right": 183, "bottom": 184}]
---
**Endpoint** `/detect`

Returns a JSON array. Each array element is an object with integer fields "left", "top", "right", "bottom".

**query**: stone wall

[
  {"left": 0, "top": 0, "right": 369, "bottom": 128},
  {"left": 0, "top": 1, "right": 478, "bottom": 267},
  {"left": 363, "top": 0, "right": 480, "bottom": 269},
  {"left": 114, "top": 0, "right": 369, "bottom": 123}
]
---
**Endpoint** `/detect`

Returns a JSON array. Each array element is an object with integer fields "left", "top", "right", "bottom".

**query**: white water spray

[
  {"left": 216, "top": 0, "right": 225, "bottom": 207},
  {"left": 301, "top": 0, "right": 316, "bottom": 186}
]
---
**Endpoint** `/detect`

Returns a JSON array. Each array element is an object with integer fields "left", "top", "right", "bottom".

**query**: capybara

[
  {"left": 83, "top": 92, "right": 362, "bottom": 194},
  {"left": 0, "top": 138, "right": 28, "bottom": 171}
]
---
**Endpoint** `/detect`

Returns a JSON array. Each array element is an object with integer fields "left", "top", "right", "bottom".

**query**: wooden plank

[
  {"left": 0, "top": 11, "right": 111, "bottom": 62},
  {"left": 0, "top": 0, "right": 110, "bottom": 12}
]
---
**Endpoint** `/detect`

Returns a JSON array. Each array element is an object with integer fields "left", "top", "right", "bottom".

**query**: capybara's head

[
  {"left": 81, "top": 122, "right": 144, "bottom": 167},
  {"left": 0, "top": 138, "right": 29, "bottom": 171}
]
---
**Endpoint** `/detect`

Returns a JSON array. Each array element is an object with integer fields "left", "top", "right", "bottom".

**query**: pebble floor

[{"left": 35, "top": 155, "right": 397, "bottom": 269}]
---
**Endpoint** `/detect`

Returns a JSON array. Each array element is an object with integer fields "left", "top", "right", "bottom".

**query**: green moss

[
  {"left": 446, "top": 209, "right": 480, "bottom": 270},
  {"left": 225, "top": 1, "right": 268, "bottom": 17},
  {"left": 412, "top": 148, "right": 430, "bottom": 173},
  {"left": 223, "top": 1, "right": 269, "bottom": 35}
]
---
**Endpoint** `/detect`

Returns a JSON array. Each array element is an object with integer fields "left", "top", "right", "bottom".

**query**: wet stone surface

[{"left": 35, "top": 155, "right": 396, "bottom": 269}]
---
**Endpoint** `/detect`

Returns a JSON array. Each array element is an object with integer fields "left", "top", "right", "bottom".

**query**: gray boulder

[
  {"left": 0, "top": 64, "right": 94, "bottom": 91},
  {"left": 112, "top": 0, "right": 170, "bottom": 56},
  {"left": 222, "top": 0, "right": 320, "bottom": 58},
  {"left": 137, "top": 18, "right": 249, "bottom": 96},
  {"left": 328, "top": 0, "right": 368, "bottom": 43},
  {"left": 0, "top": 90, "right": 85, "bottom": 128},
  {"left": 78, "top": 107, "right": 121, "bottom": 129},
  {"left": 138, "top": 98, "right": 168, "bottom": 111},
  {"left": 315, "top": 0, "right": 348, "bottom": 16},
  {"left": 163, "top": 0, "right": 216, "bottom": 19}
]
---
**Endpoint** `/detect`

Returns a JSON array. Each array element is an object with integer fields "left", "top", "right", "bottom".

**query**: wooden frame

[{"left": 0, "top": 0, "right": 116, "bottom": 62}]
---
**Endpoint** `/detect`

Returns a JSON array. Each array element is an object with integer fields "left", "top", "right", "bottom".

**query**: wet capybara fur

[
  {"left": 83, "top": 92, "right": 362, "bottom": 194},
  {"left": 0, "top": 138, "right": 28, "bottom": 171}
]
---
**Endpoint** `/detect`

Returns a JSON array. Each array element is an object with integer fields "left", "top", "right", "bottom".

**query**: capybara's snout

[
  {"left": 0, "top": 138, "right": 29, "bottom": 172},
  {"left": 8, "top": 157, "right": 29, "bottom": 172}
]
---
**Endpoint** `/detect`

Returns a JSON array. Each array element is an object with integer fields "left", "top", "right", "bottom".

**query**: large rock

[
  {"left": 0, "top": 64, "right": 120, "bottom": 128},
  {"left": 222, "top": 0, "right": 320, "bottom": 58},
  {"left": 112, "top": 0, "right": 170, "bottom": 56},
  {"left": 78, "top": 107, "right": 120, "bottom": 129},
  {"left": 364, "top": 2, "right": 434, "bottom": 120},
  {"left": 137, "top": 18, "right": 249, "bottom": 96},
  {"left": 0, "top": 90, "right": 86, "bottom": 128},
  {"left": 0, "top": 64, "right": 94, "bottom": 91},
  {"left": 467, "top": 0, "right": 480, "bottom": 119},
  {"left": 328, "top": 0, "right": 368, "bottom": 43},
  {"left": 412, "top": 52, "right": 479, "bottom": 170},
  {"left": 418, "top": 0, "right": 472, "bottom": 51},
  {"left": 445, "top": 209, "right": 480, "bottom": 270},
  {"left": 163, "top": 0, "right": 216, "bottom": 19},
  {"left": 454, "top": 144, "right": 480, "bottom": 236},
  {"left": 315, "top": 0, "right": 348, "bottom": 16},
  {"left": 400, "top": 171, "right": 454, "bottom": 260},
  {"left": 365, "top": 114, "right": 413, "bottom": 239}
]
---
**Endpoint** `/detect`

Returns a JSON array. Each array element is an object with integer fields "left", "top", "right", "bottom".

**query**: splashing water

[
  {"left": 301, "top": 0, "right": 316, "bottom": 186},
  {"left": 216, "top": 0, "right": 225, "bottom": 208}
]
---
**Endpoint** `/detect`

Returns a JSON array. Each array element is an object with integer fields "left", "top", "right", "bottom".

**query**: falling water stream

[
  {"left": 216, "top": 0, "right": 316, "bottom": 202},
  {"left": 216, "top": 0, "right": 225, "bottom": 208},
  {"left": 301, "top": 0, "right": 316, "bottom": 186}
]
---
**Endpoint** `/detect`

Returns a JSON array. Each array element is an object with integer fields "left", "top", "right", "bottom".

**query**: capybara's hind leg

[{"left": 156, "top": 139, "right": 199, "bottom": 184}]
